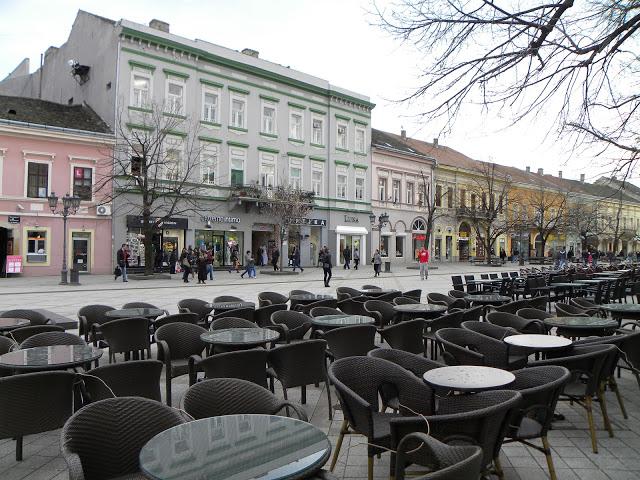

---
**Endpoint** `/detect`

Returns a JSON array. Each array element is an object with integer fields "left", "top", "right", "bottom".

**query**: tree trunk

[
  {"left": 142, "top": 209, "right": 154, "bottom": 276},
  {"left": 540, "top": 237, "right": 547, "bottom": 264}
]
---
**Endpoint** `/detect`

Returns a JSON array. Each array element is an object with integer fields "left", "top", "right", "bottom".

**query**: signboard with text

[{"left": 6, "top": 255, "right": 22, "bottom": 274}]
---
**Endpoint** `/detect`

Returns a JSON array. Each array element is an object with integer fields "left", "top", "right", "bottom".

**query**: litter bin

[
  {"left": 69, "top": 268, "right": 81, "bottom": 285},
  {"left": 384, "top": 261, "right": 391, "bottom": 273}
]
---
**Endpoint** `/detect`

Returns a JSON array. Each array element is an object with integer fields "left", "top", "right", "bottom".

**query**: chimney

[
  {"left": 537, "top": 168, "right": 543, "bottom": 175},
  {"left": 558, "top": 170, "right": 562, "bottom": 178},
  {"left": 525, "top": 166, "right": 530, "bottom": 173},
  {"left": 580, "top": 173, "right": 585, "bottom": 183},
  {"left": 149, "top": 19, "right": 170, "bottom": 33},
  {"left": 433, "top": 138, "right": 439, "bottom": 148},
  {"left": 400, "top": 128, "right": 406, "bottom": 140},
  {"left": 241, "top": 48, "right": 259, "bottom": 58}
]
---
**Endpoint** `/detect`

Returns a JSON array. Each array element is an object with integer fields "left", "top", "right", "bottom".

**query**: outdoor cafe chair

[
  {"left": 211, "top": 306, "right": 255, "bottom": 322},
  {"left": 486, "top": 311, "right": 546, "bottom": 334},
  {"left": 81, "top": 359, "right": 163, "bottom": 404},
  {"left": 380, "top": 319, "right": 427, "bottom": 354},
  {"left": 403, "top": 289, "right": 422, "bottom": 301},
  {"left": 318, "top": 324, "right": 377, "bottom": 360},
  {"left": 1, "top": 309, "right": 49, "bottom": 326},
  {"left": 394, "top": 296, "right": 420, "bottom": 305},
  {"left": 190, "top": 348, "right": 270, "bottom": 388},
  {"left": 20, "top": 331, "right": 86, "bottom": 348},
  {"left": 294, "top": 298, "right": 338, "bottom": 315},
  {"left": 177, "top": 298, "right": 213, "bottom": 327},
  {"left": 424, "top": 311, "right": 464, "bottom": 360},
  {"left": 152, "top": 312, "right": 198, "bottom": 330},
  {"left": 7, "top": 324, "right": 64, "bottom": 344},
  {"left": 310, "top": 306, "right": 342, "bottom": 317},
  {"left": 254, "top": 303, "right": 288, "bottom": 327},
  {"left": 258, "top": 291, "right": 288, "bottom": 307},
  {"left": 77, "top": 304, "right": 114, "bottom": 343},
  {"left": 92, "top": 317, "right": 151, "bottom": 363},
  {"left": 270, "top": 310, "right": 312, "bottom": 342},
  {"left": 364, "top": 299, "right": 396, "bottom": 329},
  {"left": 368, "top": 348, "right": 443, "bottom": 378}
]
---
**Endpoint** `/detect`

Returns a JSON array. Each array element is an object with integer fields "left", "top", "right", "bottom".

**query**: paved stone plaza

[{"left": 1, "top": 263, "right": 639, "bottom": 479}]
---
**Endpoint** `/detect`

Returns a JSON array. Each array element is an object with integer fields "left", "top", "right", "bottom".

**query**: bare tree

[
  {"left": 524, "top": 183, "right": 570, "bottom": 259},
  {"left": 465, "top": 162, "right": 514, "bottom": 264},
  {"left": 418, "top": 170, "right": 447, "bottom": 257},
  {"left": 95, "top": 103, "right": 205, "bottom": 275},
  {"left": 373, "top": 1, "right": 640, "bottom": 177},
  {"left": 566, "top": 201, "right": 607, "bottom": 254}
]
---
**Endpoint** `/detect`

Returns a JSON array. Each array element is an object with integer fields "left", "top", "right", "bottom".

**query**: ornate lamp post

[{"left": 48, "top": 192, "right": 81, "bottom": 285}]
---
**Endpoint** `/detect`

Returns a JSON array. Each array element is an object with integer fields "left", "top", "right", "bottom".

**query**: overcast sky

[{"left": 0, "top": 0, "right": 626, "bottom": 184}]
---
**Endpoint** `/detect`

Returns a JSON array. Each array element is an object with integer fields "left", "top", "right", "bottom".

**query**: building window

[
  {"left": 261, "top": 102, "right": 277, "bottom": 135},
  {"left": 230, "top": 147, "right": 246, "bottom": 186},
  {"left": 406, "top": 182, "right": 414, "bottom": 205},
  {"left": 337, "top": 122, "right": 348, "bottom": 149},
  {"left": 378, "top": 178, "right": 387, "bottom": 201},
  {"left": 392, "top": 179, "right": 401, "bottom": 203},
  {"left": 26, "top": 230, "right": 47, "bottom": 263},
  {"left": 355, "top": 170, "right": 365, "bottom": 200},
  {"left": 380, "top": 236, "right": 389, "bottom": 257},
  {"left": 27, "top": 162, "right": 49, "bottom": 198},
  {"left": 396, "top": 237, "right": 404, "bottom": 257},
  {"left": 336, "top": 167, "right": 348, "bottom": 199},
  {"left": 447, "top": 187, "right": 453, "bottom": 208},
  {"left": 289, "top": 158, "right": 302, "bottom": 189},
  {"left": 73, "top": 167, "right": 92, "bottom": 200},
  {"left": 289, "top": 108, "right": 304, "bottom": 140},
  {"left": 311, "top": 162, "right": 323, "bottom": 196},
  {"left": 312, "top": 117, "right": 324, "bottom": 145},
  {"left": 435, "top": 185, "right": 442, "bottom": 207},
  {"left": 417, "top": 184, "right": 425, "bottom": 206},
  {"left": 165, "top": 79, "right": 185, "bottom": 114},
  {"left": 163, "top": 137, "right": 183, "bottom": 180},
  {"left": 202, "top": 88, "right": 219, "bottom": 123},
  {"left": 460, "top": 188, "right": 466, "bottom": 207},
  {"left": 259, "top": 153, "right": 276, "bottom": 189},
  {"left": 131, "top": 73, "right": 151, "bottom": 108},
  {"left": 230, "top": 95, "right": 247, "bottom": 129},
  {"left": 201, "top": 145, "right": 218, "bottom": 185},
  {"left": 355, "top": 127, "right": 366, "bottom": 153}
]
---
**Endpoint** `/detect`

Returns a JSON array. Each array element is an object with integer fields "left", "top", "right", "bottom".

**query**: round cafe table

[
  {"left": 393, "top": 303, "right": 447, "bottom": 321},
  {"left": 600, "top": 303, "right": 640, "bottom": 323},
  {"left": 0, "top": 344, "right": 102, "bottom": 371},
  {"left": 105, "top": 308, "right": 165, "bottom": 319},
  {"left": 290, "top": 294, "right": 334, "bottom": 304},
  {"left": 201, "top": 328, "right": 279, "bottom": 350},
  {"left": 139, "top": 414, "right": 332, "bottom": 480},
  {"left": 423, "top": 365, "right": 515, "bottom": 393},
  {"left": 464, "top": 294, "right": 511, "bottom": 306},
  {"left": 544, "top": 316, "right": 618, "bottom": 338},
  {"left": 359, "top": 288, "right": 399, "bottom": 296},
  {"left": 311, "top": 314, "right": 375, "bottom": 328},
  {"left": 504, "top": 334, "right": 572, "bottom": 351},
  {"left": 207, "top": 301, "right": 255, "bottom": 312},
  {"left": 0, "top": 317, "right": 30, "bottom": 333}
]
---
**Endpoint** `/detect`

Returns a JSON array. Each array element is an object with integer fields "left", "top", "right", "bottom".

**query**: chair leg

[
  {"left": 597, "top": 385, "right": 614, "bottom": 437},
  {"left": 15, "top": 436, "right": 22, "bottom": 461},
  {"left": 585, "top": 395, "right": 599, "bottom": 453},
  {"left": 325, "top": 379, "right": 333, "bottom": 420},
  {"left": 542, "top": 436, "right": 557, "bottom": 480},
  {"left": 301, "top": 385, "right": 306, "bottom": 404},
  {"left": 610, "top": 377, "right": 628, "bottom": 419},
  {"left": 165, "top": 373, "right": 172, "bottom": 407},
  {"left": 330, "top": 419, "right": 348, "bottom": 471},
  {"left": 282, "top": 388, "right": 291, "bottom": 417},
  {"left": 493, "top": 456, "right": 505, "bottom": 480},
  {"left": 368, "top": 455, "right": 374, "bottom": 480}
]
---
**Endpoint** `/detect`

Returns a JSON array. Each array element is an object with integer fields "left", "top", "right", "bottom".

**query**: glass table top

[
  {"left": 464, "top": 294, "right": 511, "bottom": 303},
  {"left": 311, "top": 315, "right": 375, "bottom": 327},
  {"left": 0, "top": 317, "right": 30, "bottom": 331},
  {"left": 289, "top": 294, "right": 335, "bottom": 302},
  {"left": 423, "top": 366, "right": 515, "bottom": 392},
  {"left": 359, "top": 289, "right": 399, "bottom": 295},
  {"left": 0, "top": 344, "right": 102, "bottom": 369},
  {"left": 200, "top": 328, "right": 280, "bottom": 345},
  {"left": 544, "top": 316, "right": 619, "bottom": 329},
  {"left": 393, "top": 304, "right": 447, "bottom": 312},
  {"left": 105, "top": 308, "right": 165, "bottom": 318},
  {"left": 504, "top": 334, "right": 573, "bottom": 350},
  {"left": 600, "top": 304, "right": 640, "bottom": 312},
  {"left": 139, "top": 414, "right": 331, "bottom": 480},
  {"left": 208, "top": 302, "right": 256, "bottom": 311}
]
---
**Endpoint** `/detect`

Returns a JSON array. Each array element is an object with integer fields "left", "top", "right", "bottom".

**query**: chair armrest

[
  {"left": 269, "top": 323, "right": 290, "bottom": 343},
  {"left": 79, "top": 315, "right": 88, "bottom": 341},
  {"left": 90, "top": 324, "right": 101, "bottom": 347},
  {"left": 62, "top": 452, "right": 86, "bottom": 480},
  {"left": 188, "top": 354, "right": 202, "bottom": 385},
  {"left": 441, "top": 343, "right": 484, "bottom": 366},
  {"left": 277, "top": 401, "right": 309, "bottom": 421},
  {"left": 156, "top": 339, "right": 170, "bottom": 365}
]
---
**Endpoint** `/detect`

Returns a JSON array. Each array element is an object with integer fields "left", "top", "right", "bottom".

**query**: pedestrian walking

[
  {"left": 116, "top": 243, "right": 129, "bottom": 282},
  {"left": 229, "top": 248, "right": 240, "bottom": 273},
  {"left": 372, "top": 249, "right": 382, "bottom": 277},
  {"left": 321, "top": 246, "right": 332, "bottom": 287},
  {"left": 499, "top": 248, "right": 506, "bottom": 265},
  {"left": 169, "top": 250, "right": 177, "bottom": 274},
  {"left": 197, "top": 251, "right": 207, "bottom": 284},
  {"left": 353, "top": 248, "right": 360, "bottom": 270},
  {"left": 343, "top": 246, "right": 351, "bottom": 269},
  {"left": 272, "top": 248, "right": 280, "bottom": 271},
  {"left": 292, "top": 246, "right": 304, "bottom": 272},
  {"left": 179, "top": 247, "right": 191, "bottom": 283},
  {"left": 206, "top": 249, "right": 214, "bottom": 280},
  {"left": 241, "top": 250, "right": 252, "bottom": 278},
  {"left": 417, "top": 246, "right": 429, "bottom": 281},
  {"left": 248, "top": 253, "right": 256, "bottom": 278},
  {"left": 261, "top": 246, "right": 268, "bottom": 267}
]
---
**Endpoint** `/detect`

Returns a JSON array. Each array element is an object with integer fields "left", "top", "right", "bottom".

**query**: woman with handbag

[{"left": 321, "top": 246, "right": 332, "bottom": 287}]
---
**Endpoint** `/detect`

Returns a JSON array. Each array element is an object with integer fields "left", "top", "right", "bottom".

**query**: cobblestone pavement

[{"left": 1, "top": 263, "right": 639, "bottom": 479}]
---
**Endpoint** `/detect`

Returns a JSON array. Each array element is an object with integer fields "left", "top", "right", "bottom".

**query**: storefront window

[
  {"left": 380, "top": 236, "right": 389, "bottom": 257},
  {"left": 26, "top": 230, "right": 47, "bottom": 263},
  {"left": 194, "top": 229, "right": 243, "bottom": 267},
  {"left": 396, "top": 237, "right": 404, "bottom": 257}
]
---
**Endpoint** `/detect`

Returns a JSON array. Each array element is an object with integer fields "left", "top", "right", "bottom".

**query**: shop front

[
  {"left": 458, "top": 222, "right": 471, "bottom": 261},
  {"left": 197, "top": 215, "right": 243, "bottom": 267},
  {"left": 125, "top": 216, "right": 188, "bottom": 267}
]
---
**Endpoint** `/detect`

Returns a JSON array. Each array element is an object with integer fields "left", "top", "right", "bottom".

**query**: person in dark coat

[
  {"left": 292, "top": 246, "right": 303, "bottom": 272},
  {"left": 116, "top": 244, "right": 129, "bottom": 283},
  {"left": 179, "top": 247, "right": 190, "bottom": 283},
  {"left": 197, "top": 251, "right": 208, "bottom": 284},
  {"left": 272, "top": 249, "right": 280, "bottom": 271},
  {"left": 343, "top": 247, "right": 351, "bottom": 269},
  {"left": 321, "top": 246, "right": 332, "bottom": 287}
]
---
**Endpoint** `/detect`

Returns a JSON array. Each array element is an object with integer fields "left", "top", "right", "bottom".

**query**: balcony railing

[
  {"left": 228, "top": 184, "right": 315, "bottom": 208},
  {"left": 456, "top": 207, "right": 493, "bottom": 219}
]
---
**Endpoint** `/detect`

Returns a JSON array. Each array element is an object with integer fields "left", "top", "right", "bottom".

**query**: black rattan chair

[
  {"left": 7, "top": 325, "right": 64, "bottom": 344},
  {"left": 258, "top": 291, "right": 289, "bottom": 307},
  {"left": 462, "top": 320, "right": 518, "bottom": 340},
  {"left": 61, "top": 397, "right": 186, "bottom": 480},
  {"left": 364, "top": 299, "right": 396, "bottom": 329},
  {"left": 1, "top": 309, "right": 49, "bottom": 326},
  {"left": 270, "top": 310, "right": 312, "bottom": 342},
  {"left": 294, "top": 298, "right": 338, "bottom": 315},
  {"left": 394, "top": 296, "right": 420, "bottom": 305},
  {"left": 92, "top": 317, "right": 151, "bottom": 363},
  {"left": 423, "top": 311, "right": 464, "bottom": 360},
  {"left": 486, "top": 311, "right": 546, "bottom": 334},
  {"left": 122, "top": 302, "right": 168, "bottom": 317},
  {"left": 177, "top": 298, "right": 213, "bottom": 327},
  {"left": 527, "top": 295, "right": 548, "bottom": 311},
  {"left": 380, "top": 319, "right": 426, "bottom": 354},
  {"left": 77, "top": 304, "right": 114, "bottom": 343},
  {"left": 254, "top": 303, "right": 288, "bottom": 327},
  {"left": 20, "top": 331, "right": 85, "bottom": 349},
  {"left": 319, "top": 324, "right": 377, "bottom": 360},
  {"left": 336, "top": 286, "right": 363, "bottom": 301},
  {"left": 190, "top": 349, "right": 270, "bottom": 388},
  {"left": 516, "top": 308, "right": 553, "bottom": 322},
  {"left": 310, "top": 306, "right": 342, "bottom": 317},
  {"left": 490, "top": 299, "right": 530, "bottom": 315},
  {"left": 368, "top": 348, "right": 444, "bottom": 377},
  {"left": 209, "top": 316, "right": 256, "bottom": 329},
  {"left": 211, "top": 306, "right": 255, "bottom": 322},
  {"left": 213, "top": 295, "right": 243, "bottom": 302},
  {"left": 403, "top": 289, "right": 422, "bottom": 301},
  {"left": 152, "top": 312, "right": 198, "bottom": 330},
  {"left": 555, "top": 303, "right": 588, "bottom": 317},
  {"left": 81, "top": 360, "right": 163, "bottom": 403}
]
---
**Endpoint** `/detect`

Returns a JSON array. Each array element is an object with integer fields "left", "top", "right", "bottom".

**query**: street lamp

[
  {"left": 370, "top": 212, "right": 390, "bottom": 257},
  {"left": 48, "top": 192, "right": 81, "bottom": 285}
]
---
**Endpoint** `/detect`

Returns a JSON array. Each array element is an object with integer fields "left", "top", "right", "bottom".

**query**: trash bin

[
  {"left": 384, "top": 261, "right": 391, "bottom": 273},
  {"left": 69, "top": 268, "right": 81, "bottom": 285}
]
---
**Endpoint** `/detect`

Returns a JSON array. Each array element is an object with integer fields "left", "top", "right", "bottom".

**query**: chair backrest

[
  {"left": 337, "top": 298, "right": 369, "bottom": 316},
  {"left": 427, "top": 310, "right": 465, "bottom": 333},
  {"left": 464, "top": 275, "right": 477, "bottom": 293},
  {"left": 437, "top": 328, "right": 508, "bottom": 367},
  {"left": 362, "top": 284, "right": 381, "bottom": 290},
  {"left": 153, "top": 312, "right": 199, "bottom": 329},
  {"left": 7, "top": 325, "right": 64, "bottom": 344},
  {"left": 258, "top": 291, "right": 288, "bottom": 307},
  {"left": 462, "top": 320, "right": 517, "bottom": 340},
  {"left": 427, "top": 293, "right": 453, "bottom": 306},
  {"left": 526, "top": 295, "right": 547, "bottom": 311},
  {"left": 253, "top": 303, "right": 288, "bottom": 327},
  {"left": 210, "top": 316, "right": 257, "bottom": 330},
  {"left": 271, "top": 309, "right": 312, "bottom": 331},
  {"left": 213, "top": 295, "right": 243, "bottom": 302},
  {"left": 394, "top": 296, "right": 420, "bottom": 305},
  {"left": 290, "top": 289, "right": 312, "bottom": 296},
  {"left": 570, "top": 298, "right": 599, "bottom": 311},
  {"left": 20, "top": 332, "right": 85, "bottom": 349},
  {"left": 461, "top": 305, "right": 483, "bottom": 323},
  {"left": 368, "top": 348, "right": 443, "bottom": 376},
  {"left": 493, "top": 299, "right": 529, "bottom": 314},
  {"left": 122, "top": 302, "right": 159, "bottom": 310},
  {"left": 480, "top": 274, "right": 489, "bottom": 280},
  {"left": 0, "top": 336, "right": 16, "bottom": 355},
  {"left": 310, "top": 306, "right": 342, "bottom": 317},
  {"left": 77, "top": 305, "right": 115, "bottom": 336},
  {"left": 154, "top": 322, "right": 207, "bottom": 360},
  {"left": 295, "top": 298, "right": 338, "bottom": 314},
  {"left": 321, "top": 324, "right": 377, "bottom": 359},
  {"left": 377, "top": 291, "right": 402, "bottom": 302},
  {"left": 510, "top": 272, "right": 519, "bottom": 278},
  {"left": 516, "top": 308, "right": 553, "bottom": 321},
  {"left": 336, "top": 286, "right": 362, "bottom": 301},
  {"left": 82, "top": 360, "right": 163, "bottom": 402},
  {"left": 489, "top": 273, "right": 499, "bottom": 279},
  {"left": 381, "top": 319, "right": 426, "bottom": 354},
  {"left": 486, "top": 312, "right": 545, "bottom": 334},
  {"left": 61, "top": 397, "right": 186, "bottom": 480},
  {"left": 0, "top": 371, "right": 76, "bottom": 441},
  {"left": 451, "top": 276, "right": 464, "bottom": 291},
  {"left": 403, "top": 289, "right": 422, "bottom": 301},
  {"left": 212, "top": 307, "right": 255, "bottom": 322},
  {"left": 364, "top": 300, "right": 396, "bottom": 328},
  {"left": 197, "top": 349, "right": 269, "bottom": 387},
  {"left": 182, "top": 378, "right": 284, "bottom": 419},
  {"left": 501, "top": 272, "right": 510, "bottom": 278},
  {"left": 98, "top": 317, "right": 150, "bottom": 355},
  {"left": 268, "top": 339, "right": 328, "bottom": 388},
  {"left": 555, "top": 303, "right": 588, "bottom": 317},
  {"left": 177, "top": 299, "right": 212, "bottom": 320},
  {"left": 448, "top": 290, "right": 466, "bottom": 300},
  {"left": 1, "top": 309, "right": 48, "bottom": 326}
]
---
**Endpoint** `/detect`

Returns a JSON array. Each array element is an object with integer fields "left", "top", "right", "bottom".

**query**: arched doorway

[
  {"left": 458, "top": 222, "right": 471, "bottom": 261},
  {"left": 412, "top": 218, "right": 427, "bottom": 260},
  {"left": 534, "top": 234, "right": 543, "bottom": 257}
]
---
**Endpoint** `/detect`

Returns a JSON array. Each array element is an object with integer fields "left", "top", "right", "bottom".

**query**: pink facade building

[{"left": 0, "top": 96, "right": 114, "bottom": 276}]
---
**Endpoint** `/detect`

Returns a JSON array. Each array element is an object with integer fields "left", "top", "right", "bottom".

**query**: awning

[{"left": 336, "top": 225, "right": 369, "bottom": 235}]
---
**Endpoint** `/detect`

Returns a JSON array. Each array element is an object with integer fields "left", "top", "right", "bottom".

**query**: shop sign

[
  {"left": 126, "top": 215, "right": 189, "bottom": 230},
  {"left": 413, "top": 234, "right": 426, "bottom": 241},
  {"left": 343, "top": 215, "right": 359, "bottom": 223},
  {"left": 289, "top": 218, "right": 327, "bottom": 227},
  {"left": 8, "top": 216, "right": 20, "bottom": 224},
  {"left": 201, "top": 215, "right": 241, "bottom": 224},
  {"left": 6, "top": 255, "right": 22, "bottom": 273}
]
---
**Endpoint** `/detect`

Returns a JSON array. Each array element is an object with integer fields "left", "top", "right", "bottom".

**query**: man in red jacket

[{"left": 418, "top": 246, "right": 429, "bottom": 280}]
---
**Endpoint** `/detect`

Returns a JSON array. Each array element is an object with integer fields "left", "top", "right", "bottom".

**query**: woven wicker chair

[
  {"left": 394, "top": 432, "right": 483, "bottom": 480},
  {"left": 462, "top": 320, "right": 518, "bottom": 340},
  {"left": 368, "top": 348, "right": 444, "bottom": 377},
  {"left": 258, "top": 291, "right": 289, "bottom": 307},
  {"left": 270, "top": 310, "right": 312, "bottom": 342},
  {"left": 555, "top": 303, "right": 589, "bottom": 317},
  {"left": 516, "top": 308, "right": 553, "bottom": 321},
  {"left": 177, "top": 298, "right": 213, "bottom": 327},
  {"left": 294, "top": 298, "right": 338, "bottom": 315},
  {"left": 530, "top": 344, "right": 615, "bottom": 453},
  {"left": 377, "top": 291, "right": 403, "bottom": 302},
  {"left": 461, "top": 305, "right": 484, "bottom": 323},
  {"left": 336, "top": 286, "right": 362, "bottom": 301},
  {"left": 122, "top": 302, "right": 168, "bottom": 317},
  {"left": 403, "top": 289, "right": 422, "bottom": 301},
  {"left": 152, "top": 312, "right": 199, "bottom": 330},
  {"left": 210, "top": 316, "right": 257, "bottom": 329},
  {"left": 490, "top": 299, "right": 530, "bottom": 315},
  {"left": 336, "top": 297, "right": 369, "bottom": 316},
  {"left": 364, "top": 299, "right": 396, "bottom": 329},
  {"left": 0, "top": 371, "right": 76, "bottom": 460},
  {"left": 268, "top": 339, "right": 332, "bottom": 419},
  {"left": 92, "top": 317, "right": 151, "bottom": 363},
  {"left": 61, "top": 397, "right": 186, "bottom": 480},
  {"left": 570, "top": 298, "right": 603, "bottom": 316},
  {"left": 211, "top": 306, "right": 255, "bottom": 322},
  {"left": 427, "top": 293, "right": 453, "bottom": 307},
  {"left": 527, "top": 295, "right": 548, "bottom": 311},
  {"left": 7, "top": 325, "right": 64, "bottom": 344},
  {"left": 213, "top": 295, "right": 243, "bottom": 303},
  {"left": 254, "top": 303, "right": 288, "bottom": 327},
  {"left": 486, "top": 311, "right": 546, "bottom": 334},
  {"left": 437, "top": 328, "right": 525, "bottom": 370},
  {"left": 20, "top": 331, "right": 85, "bottom": 348},
  {"left": 318, "top": 324, "right": 377, "bottom": 360},
  {"left": 1, "top": 309, "right": 48, "bottom": 326},
  {"left": 81, "top": 360, "right": 163, "bottom": 403},
  {"left": 423, "top": 311, "right": 464, "bottom": 360},
  {"left": 182, "top": 377, "right": 306, "bottom": 420},
  {"left": 328, "top": 356, "right": 434, "bottom": 480},
  {"left": 310, "top": 306, "right": 342, "bottom": 317},
  {"left": 290, "top": 289, "right": 312, "bottom": 296},
  {"left": 380, "top": 319, "right": 427, "bottom": 354},
  {"left": 393, "top": 296, "right": 420, "bottom": 305},
  {"left": 190, "top": 348, "right": 270, "bottom": 388},
  {"left": 0, "top": 337, "right": 16, "bottom": 377},
  {"left": 448, "top": 289, "right": 467, "bottom": 300},
  {"left": 155, "top": 322, "right": 207, "bottom": 406},
  {"left": 78, "top": 304, "right": 114, "bottom": 343},
  {"left": 362, "top": 284, "right": 381, "bottom": 290},
  {"left": 504, "top": 366, "right": 570, "bottom": 480}
]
